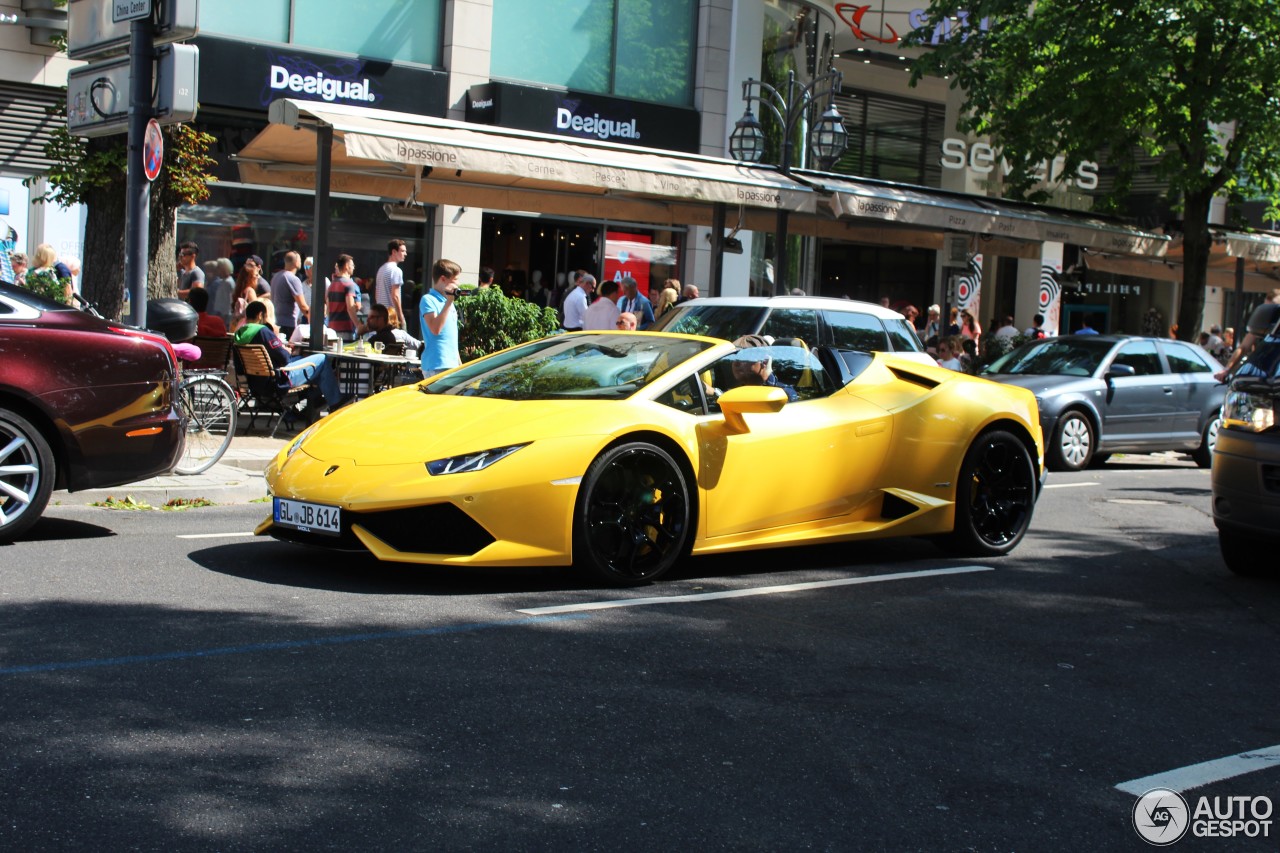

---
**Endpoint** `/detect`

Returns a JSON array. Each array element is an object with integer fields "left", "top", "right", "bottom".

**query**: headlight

[
  {"left": 1223, "top": 388, "right": 1276, "bottom": 433},
  {"left": 426, "top": 443, "right": 529, "bottom": 476},
  {"left": 286, "top": 426, "right": 316, "bottom": 458}
]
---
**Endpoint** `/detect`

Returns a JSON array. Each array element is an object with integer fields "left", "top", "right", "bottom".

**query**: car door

[
  {"left": 1102, "top": 340, "right": 1174, "bottom": 443},
  {"left": 1160, "top": 340, "right": 1221, "bottom": 441},
  {"left": 693, "top": 349, "right": 892, "bottom": 538}
]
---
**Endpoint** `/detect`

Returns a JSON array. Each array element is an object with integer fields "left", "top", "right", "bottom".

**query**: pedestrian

[
  {"left": 616, "top": 276, "right": 655, "bottom": 329},
  {"left": 26, "top": 243, "right": 72, "bottom": 304},
  {"left": 679, "top": 282, "right": 700, "bottom": 303},
  {"left": 562, "top": 272, "right": 594, "bottom": 331},
  {"left": 924, "top": 304, "right": 942, "bottom": 342},
  {"left": 960, "top": 310, "right": 982, "bottom": 346},
  {"left": 1024, "top": 313, "right": 1047, "bottom": 339},
  {"left": 655, "top": 283, "right": 679, "bottom": 318},
  {"left": 477, "top": 266, "right": 495, "bottom": 289},
  {"left": 419, "top": 258, "right": 462, "bottom": 377},
  {"left": 327, "top": 253, "right": 361, "bottom": 342},
  {"left": 270, "top": 251, "right": 310, "bottom": 340},
  {"left": 206, "top": 257, "right": 236, "bottom": 327},
  {"left": 177, "top": 241, "right": 204, "bottom": 298},
  {"left": 375, "top": 239, "right": 407, "bottom": 327},
  {"left": 992, "top": 315, "right": 1019, "bottom": 339},
  {"left": 584, "top": 280, "right": 623, "bottom": 330},
  {"left": 1216, "top": 288, "right": 1280, "bottom": 381},
  {"left": 616, "top": 311, "right": 638, "bottom": 331},
  {"left": 9, "top": 251, "right": 27, "bottom": 287},
  {"left": 230, "top": 254, "right": 268, "bottom": 331}
]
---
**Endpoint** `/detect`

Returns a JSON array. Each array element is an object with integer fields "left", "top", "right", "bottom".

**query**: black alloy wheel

[
  {"left": 0, "top": 409, "right": 55, "bottom": 541},
  {"left": 574, "top": 441, "right": 692, "bottom": 586},
  {"left": 946, "top": 429, "right": 1037, "bottom": 556}
]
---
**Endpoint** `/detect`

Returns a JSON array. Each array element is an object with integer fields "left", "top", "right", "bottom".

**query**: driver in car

[{"left": 728, "top": 334, "right": 799, "bottom": 402}]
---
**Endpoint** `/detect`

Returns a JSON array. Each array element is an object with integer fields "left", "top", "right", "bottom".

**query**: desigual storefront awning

[
  {"left": 235, "top": 99, "right": 817, "bottom": 228},
  {"left": 799, "top": 171, "right": 1170, "bottom": 258}
]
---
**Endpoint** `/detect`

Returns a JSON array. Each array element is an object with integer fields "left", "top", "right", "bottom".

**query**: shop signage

[
  {"left": 822, "top": 2, "right": 988, "bottom": 47},
  {"left": 940, "top": 137, "right": 1100, "bottom": 190},
  {"left": 466, "top": 82, "right": 700, "bottom": 154},
  {"left": 194, "top": 37, "right": 449, "bottom": 116}
]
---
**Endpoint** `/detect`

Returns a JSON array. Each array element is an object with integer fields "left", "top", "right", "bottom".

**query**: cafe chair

[{"left": 233, "top": 343, "right": 313, "bottom": 438}]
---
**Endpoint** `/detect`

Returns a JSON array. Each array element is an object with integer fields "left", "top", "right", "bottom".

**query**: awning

[
  {"left": 1083, "top": 227, "right": 1280, "bottom": 292},
  {"left": 798, "top": 171, "right": 1170, "bottom": 258},
  {"left": 236, "top": 99, "right": 817, "bottom": 225}
]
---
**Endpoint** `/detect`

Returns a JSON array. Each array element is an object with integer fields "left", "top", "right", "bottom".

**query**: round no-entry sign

[{"left": 142, "top": 118, "right": 164, "bottom": 182}]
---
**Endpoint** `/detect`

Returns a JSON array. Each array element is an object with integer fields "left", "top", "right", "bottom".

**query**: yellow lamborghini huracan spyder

[{"left": 260, "top": 332, "right": 1044, "bottom": 585}]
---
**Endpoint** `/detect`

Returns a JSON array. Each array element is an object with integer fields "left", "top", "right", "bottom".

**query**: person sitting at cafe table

[
  {"left": 359, "top": 303, "right": 423, "bottom": 351},
  {"left": 235, "top": 300, "right": 349, "bottom": 417}
]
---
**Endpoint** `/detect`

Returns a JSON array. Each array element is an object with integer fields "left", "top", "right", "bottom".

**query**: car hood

[
  {"left": 298, "top": 385, "right": 628, "bottom": 465},
  {"left": 984, "top": 373, "right": 1101, "bottom": 398}
]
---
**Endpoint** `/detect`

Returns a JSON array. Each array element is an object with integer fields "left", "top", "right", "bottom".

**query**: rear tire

[
  {"left": 1191, "top": 410, "right": 1221, "bottom": 469},
  {"left": 1049, "top": 410, "right": 1094, "bottom": 472},
  {"left": 573, "top": 442, "right": 692, "bottom": 586},
  {"left": 175, "top": 376, "right": 238, "bottom": 475},
  {"left": 1218, "top": 529, "right": 1277, "bottom": 578},
  {"left": 0, "top": 409, "right": 55, "bottom": 541},
  {"left": 944, "top": 429, "right": 1037, "bottom": 556}
]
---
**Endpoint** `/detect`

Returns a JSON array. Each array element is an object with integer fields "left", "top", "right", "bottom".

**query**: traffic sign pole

[{"left": 124, "top": 17, "right": 154, "bottom": 327}]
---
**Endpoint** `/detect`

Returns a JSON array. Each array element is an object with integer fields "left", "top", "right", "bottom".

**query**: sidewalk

[{"left": 60, "top": 432, "right": 295, "bottom": 507}]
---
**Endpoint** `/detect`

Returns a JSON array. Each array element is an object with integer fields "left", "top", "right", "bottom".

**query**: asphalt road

[{"left": 2, "top": 456, "right": 1277, "bottom": 851}]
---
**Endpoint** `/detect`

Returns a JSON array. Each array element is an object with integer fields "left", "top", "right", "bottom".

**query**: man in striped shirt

[{"left": 375, "top": 239, "right": 407, "bottom": 327}]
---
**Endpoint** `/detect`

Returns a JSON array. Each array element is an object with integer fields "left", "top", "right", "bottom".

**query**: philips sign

[
  {"left": 269, "top": 65, "right": 376, "bottom": 104},
  {"left": 555, "top": 107, "right": 640, "bottom": 142}
]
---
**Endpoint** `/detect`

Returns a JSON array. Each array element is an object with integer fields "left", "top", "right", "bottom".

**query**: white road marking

[
  {"left": 1043, "top": 482, "right": 1100, "bottom": 489},
  {"left": 517, "top": 566, "right": 994, "bottom": 615},
  {"left": 1115, "top": 745, "right": 1280, "bottom": 796},
  {"left": 176, "top": 532, "right": 257, "bottom": 540}
]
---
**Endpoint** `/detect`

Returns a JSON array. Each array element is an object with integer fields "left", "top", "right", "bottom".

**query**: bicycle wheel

[{"left": 175, "top": 375, "right": 238, "bottom": 475}]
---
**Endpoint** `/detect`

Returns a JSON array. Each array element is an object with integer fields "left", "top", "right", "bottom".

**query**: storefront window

[
  {"left": 491, "top": 0, "right": 696, "bottom": 107},
  {"left": 294, "top": 0, "right": 442, "bottom": 67},
  {"left": 832, "top": 89, "right": 946, "bottom": 187},
  {"left": 199, "top": 0, "right": 289, "bottom": 43},
  {"left": 200, "top": 0, "right": 441, "bottom": 66}
]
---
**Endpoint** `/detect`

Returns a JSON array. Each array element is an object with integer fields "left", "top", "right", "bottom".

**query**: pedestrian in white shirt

[
  {"left": 562, "top": 272, "right": 595, "bottom": 331},
  {"left": 584, "top": 280, "right": 623, "bottom": 330}
]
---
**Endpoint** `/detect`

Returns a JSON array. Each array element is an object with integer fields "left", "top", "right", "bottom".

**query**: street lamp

[{"left": 729, "top": 68, "right": 848, "bottom": 294}]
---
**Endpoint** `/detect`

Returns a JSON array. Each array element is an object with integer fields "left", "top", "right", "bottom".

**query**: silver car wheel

[
  {"left": 1055, "top": 413, "right": 1093, "bottom": 471},
  {"left": 0, "top": 409, "right": 55, "bottom": 540}
]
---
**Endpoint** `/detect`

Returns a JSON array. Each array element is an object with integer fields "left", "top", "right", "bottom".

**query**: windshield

[
  {"left": 422, "top": 334, "right": 716, "bottom": 400},
  {"left": 649, "top": 305, "right": 767, "bottom": 339},
  {"left": 983, "top": 337, "right": 1116, "bottom": 377}
]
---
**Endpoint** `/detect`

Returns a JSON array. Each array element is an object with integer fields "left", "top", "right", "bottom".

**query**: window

[
  {"left": 654, "top": 375, "right": 706, "bottom": 415},
  {"left": 825, "top": 310, "right": 889, "bottom": 352},
  {"left": 491, "top": 0, "right": 696, "bottom": 107},
  {"left": 832, "top": 90, "right": 947, "bottom": 187},
  {"left": 883, "top": 319, "right": 924, "bottom": 353},
  {"left": 1162, "top": 342, "right": 1214, "bottom": 374},
  {"left": 1113, "top": 341, "right": 1162, "bottom": 376},
  {"left": 761, "top": 309, "right": 819, "bottom": 344},
  {"left": 200, "top": 0, "right": 442, "bottom": 66}
]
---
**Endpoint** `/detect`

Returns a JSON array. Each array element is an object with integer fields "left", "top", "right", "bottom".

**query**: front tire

[
  {"left": 1191, "top": 410, "right": 1221, "bottom": 469},
  {"left": 0, "top": 409, "right": 55, "bottom": 541},
  {"left": 945, "top": 429, "right": 1037, "bottom": 556},
  {"left": 1050, "top": 410, "right": 1094, "bottom": 471},
  {"left": 1218, "top": 529, "right": 1277, "bottom": 578},
  {"left": 574, "top": 442, "right": 692, "bottom": 586}
]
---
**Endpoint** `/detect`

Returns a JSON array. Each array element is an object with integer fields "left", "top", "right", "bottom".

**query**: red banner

[{"left": 604, "top": 230, "right": 653, "bottom": 297}]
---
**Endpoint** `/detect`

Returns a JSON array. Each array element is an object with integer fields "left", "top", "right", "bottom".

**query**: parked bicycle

[{"left": 174, "top": 368, "right": 238, "bottom": 475}]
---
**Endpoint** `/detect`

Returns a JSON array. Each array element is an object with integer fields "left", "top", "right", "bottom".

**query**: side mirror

[
  {"left": 1106, "top": 363, "right": 1136, "bottom": 380},
  {"left": 718, "top": 385, "right": 788, "bottom": 433}
]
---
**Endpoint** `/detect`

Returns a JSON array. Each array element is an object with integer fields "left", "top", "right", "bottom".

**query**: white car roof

[{"left": 678, "top": 295, "right": 906, "bottom": 321}]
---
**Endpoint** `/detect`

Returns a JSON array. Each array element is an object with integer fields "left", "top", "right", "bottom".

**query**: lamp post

[{"left": 729, "top": 68, "right": 848, "bottom": 294}]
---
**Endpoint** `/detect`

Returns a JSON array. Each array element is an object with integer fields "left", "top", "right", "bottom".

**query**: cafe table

[{"left": 306, "top": 344, "right": 421, "bottom": 399}]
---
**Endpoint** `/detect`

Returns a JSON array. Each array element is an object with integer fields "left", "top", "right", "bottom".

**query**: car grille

[{"left": 272, "top": 503, "right": 496, "bottom": 556}]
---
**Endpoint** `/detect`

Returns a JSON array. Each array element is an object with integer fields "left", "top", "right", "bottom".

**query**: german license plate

[{"left": 273, "top": 497, "right": 341, "bottom": 536}]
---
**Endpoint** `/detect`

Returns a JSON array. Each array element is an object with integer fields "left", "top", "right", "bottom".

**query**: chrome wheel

[
  {"left": 0, "top": 409, "right": 54, "bottom": 541},
  {"left": 1051, "top": 411, "right": 1093, "bottom": 471},
  {"left": 946, "top": 430, "right": 1037, "bottom": 555},
  {"left": 575, "top": 442, "right": 691, "bottom": 586}
]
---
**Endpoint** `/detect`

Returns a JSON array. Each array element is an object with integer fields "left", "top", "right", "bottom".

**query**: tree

[
  {"left": 456, "top": 287, "right": 561, "bottom": 361},
  {"left": 905, "top": 0, "right": 1280, "bottom": 340},
  {"left": 34, "top": 107, "right": 216, "bottom": 320}
]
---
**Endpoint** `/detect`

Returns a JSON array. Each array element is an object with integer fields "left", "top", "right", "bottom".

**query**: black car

[
  {"left": 0, "top": 284, "right": 184, "bottom": 539},
  {"left": 1211, "top": 308, "right": 1280, "bottom": 577},
  {"left": 983, "top": 335, "right": 1225, "bottom": 471}
]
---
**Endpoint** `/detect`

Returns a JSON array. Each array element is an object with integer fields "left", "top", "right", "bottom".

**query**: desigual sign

[
  {"left": 555, "top": 107, "right": 641, "bottom": 142},
  {"left": 269, "top": 65, "right": 376, "bottom": 104},
  {"left": 940, "top": 138, "right": 1100, "bottom": 191}
]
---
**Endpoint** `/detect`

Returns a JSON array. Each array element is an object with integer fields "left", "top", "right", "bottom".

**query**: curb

[{"left": 56, "top": 463, "right": 271, "bottom": 508}]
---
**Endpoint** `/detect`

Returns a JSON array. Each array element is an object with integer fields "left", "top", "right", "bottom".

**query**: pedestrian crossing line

[
  {"left": 1043, "top": 482, "right": 1100, "bottom": 489},
  {"left": 176, "top": 532, "right": 257, "bottom": 539},
  {"left": 517, "top": 565, "right": 995, "bottom": 616}
]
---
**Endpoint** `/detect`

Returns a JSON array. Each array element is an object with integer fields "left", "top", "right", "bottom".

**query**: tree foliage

[
  {"left": 456, "top": 287, "right": 562, "bottom": 361},
  {"left": 32, "top": 102, "right": 217, "bottom": 320},
  {"left": 904, "top": 0, "right": 1280, "bottom": 339}
]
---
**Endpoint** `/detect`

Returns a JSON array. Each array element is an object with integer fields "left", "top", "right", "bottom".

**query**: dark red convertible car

[{"left": 0, "top": 283, "right": 184, "bottom": 538}]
